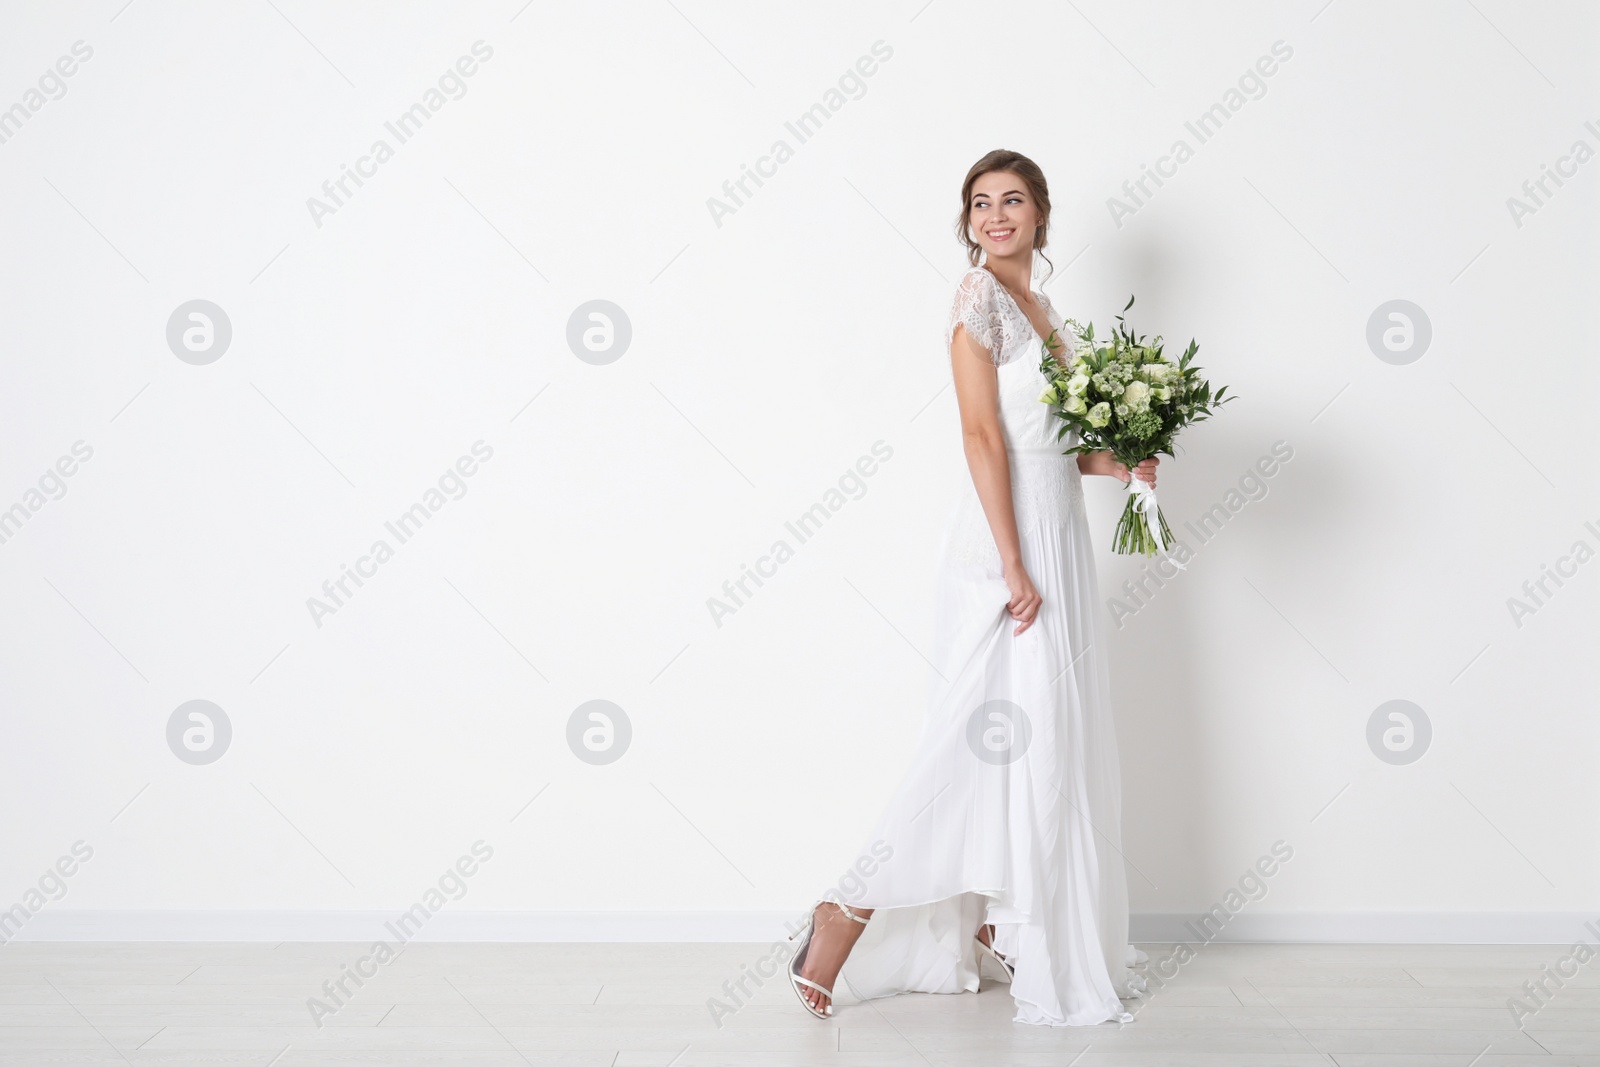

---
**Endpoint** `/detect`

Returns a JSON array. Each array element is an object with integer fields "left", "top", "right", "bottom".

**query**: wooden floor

[{"left": 1, "top": 941, "right": 1597, "bottom": 1065}]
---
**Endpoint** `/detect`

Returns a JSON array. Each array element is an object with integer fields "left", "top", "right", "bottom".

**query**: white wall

[{"left": 1, "top": 0, "right": 1595, "bottom": 942}]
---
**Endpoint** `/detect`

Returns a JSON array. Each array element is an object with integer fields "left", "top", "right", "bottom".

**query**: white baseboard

[
  {"left": 4, "top": 911, "right": 797, "bottom": 943},
  {"left": 1131, "top": 912, "right": 1600, "bottom": 945},
  {"left": 5, "top": 911, "right": 1596, "bottom": 944}
]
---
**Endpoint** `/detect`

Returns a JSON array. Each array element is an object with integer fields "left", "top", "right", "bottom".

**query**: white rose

[
  {"left": 1064, "top": 394, "right": 1088, "bottom": 416},
  {"left": 1066, "top": 373, "right": 1090, "bottom": 397}
]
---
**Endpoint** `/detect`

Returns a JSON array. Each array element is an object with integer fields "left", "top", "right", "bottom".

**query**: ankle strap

[{"left": 831, "top": 901, "right": 870, "bottom": 924}]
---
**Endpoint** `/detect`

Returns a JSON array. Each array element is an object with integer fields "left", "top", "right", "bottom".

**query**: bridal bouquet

[{"left": 1037, "top": 295, "right": 1234, "bottom": 557}]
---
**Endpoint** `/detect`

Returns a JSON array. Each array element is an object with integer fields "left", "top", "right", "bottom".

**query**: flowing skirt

[{"left": 827, "top": 452, "right": 1147, "bottom": 1026}]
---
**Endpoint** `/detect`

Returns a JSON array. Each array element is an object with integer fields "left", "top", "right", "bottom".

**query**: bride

[{"left": 788, "top": 149, "right": 1156, "bottom": 1027}]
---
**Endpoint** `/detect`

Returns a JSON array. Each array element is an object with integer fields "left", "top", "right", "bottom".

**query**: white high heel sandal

[
  {"left": 787, "top": 899, "right": 870, "bottom": 1018},
  {"left": 975, "top": 923, "right": 1015, "bottom": 982}
]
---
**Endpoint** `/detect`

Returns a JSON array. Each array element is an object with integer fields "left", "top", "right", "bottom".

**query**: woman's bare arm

[
  {"left": 950, "top": 325, "right": 1041, "bottom": 634},
  {"left": 951, "top": 325, "right": 1021, "bottom": 569}
]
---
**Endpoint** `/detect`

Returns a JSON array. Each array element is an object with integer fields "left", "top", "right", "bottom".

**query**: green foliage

[
  {"left": 1037, "top": 295, "right": 1237, "bottom": 555},
  {"left": 1038, "top": 294, "right": 1236, "bottom": 473}
]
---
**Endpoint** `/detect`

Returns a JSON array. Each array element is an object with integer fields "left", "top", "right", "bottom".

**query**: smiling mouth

[{"left": 987, "top": 228, "right": 1015, "bottom": 242}]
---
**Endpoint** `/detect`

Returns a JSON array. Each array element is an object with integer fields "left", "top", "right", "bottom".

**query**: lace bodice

[
  {"left": 947, "top": 266, "right": 1044, "bottom": 367},
  {"left": 943, "top": 264, "right": 1086, "bottom": 569},
  {"left": 946, "top": 265, "right": 1082, "bottom": 455}
]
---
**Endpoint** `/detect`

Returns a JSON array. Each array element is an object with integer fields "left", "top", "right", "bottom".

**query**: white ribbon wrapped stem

[{"left": 1128, "top": 473, "right": 1187, "bottom": 571}]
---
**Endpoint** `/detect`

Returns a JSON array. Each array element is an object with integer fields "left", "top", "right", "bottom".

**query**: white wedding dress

[{"left": 826, "top": 264, "right": 1147, "bottom": 1026}]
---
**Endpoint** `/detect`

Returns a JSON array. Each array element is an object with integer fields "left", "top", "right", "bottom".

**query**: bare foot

[{"left": 796, "top": 902, "right": 872, "bottom": 1016}]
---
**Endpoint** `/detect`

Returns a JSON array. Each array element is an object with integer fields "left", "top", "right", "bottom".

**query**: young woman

[{"left": 788, "top": 149, "right": 1154, "bottom": 1027}]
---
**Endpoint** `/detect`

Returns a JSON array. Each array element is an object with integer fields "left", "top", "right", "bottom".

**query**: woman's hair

[{"left": 954, "top": 149, "right": 1053, "bottom": 283}]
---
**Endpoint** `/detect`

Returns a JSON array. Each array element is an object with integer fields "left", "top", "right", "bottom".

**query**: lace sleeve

[{"left": 946, "top": 269, "right": 1015, "bottom": 366}]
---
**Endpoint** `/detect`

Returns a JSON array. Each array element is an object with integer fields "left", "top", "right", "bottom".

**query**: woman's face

[{"left": 968, "top": 171, "right": 1039, "bottom": 259}]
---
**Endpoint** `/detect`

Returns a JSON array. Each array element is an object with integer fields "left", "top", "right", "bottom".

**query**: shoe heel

[{"left": 975, "top": 934, "right": 1016, "bottom": 983}]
